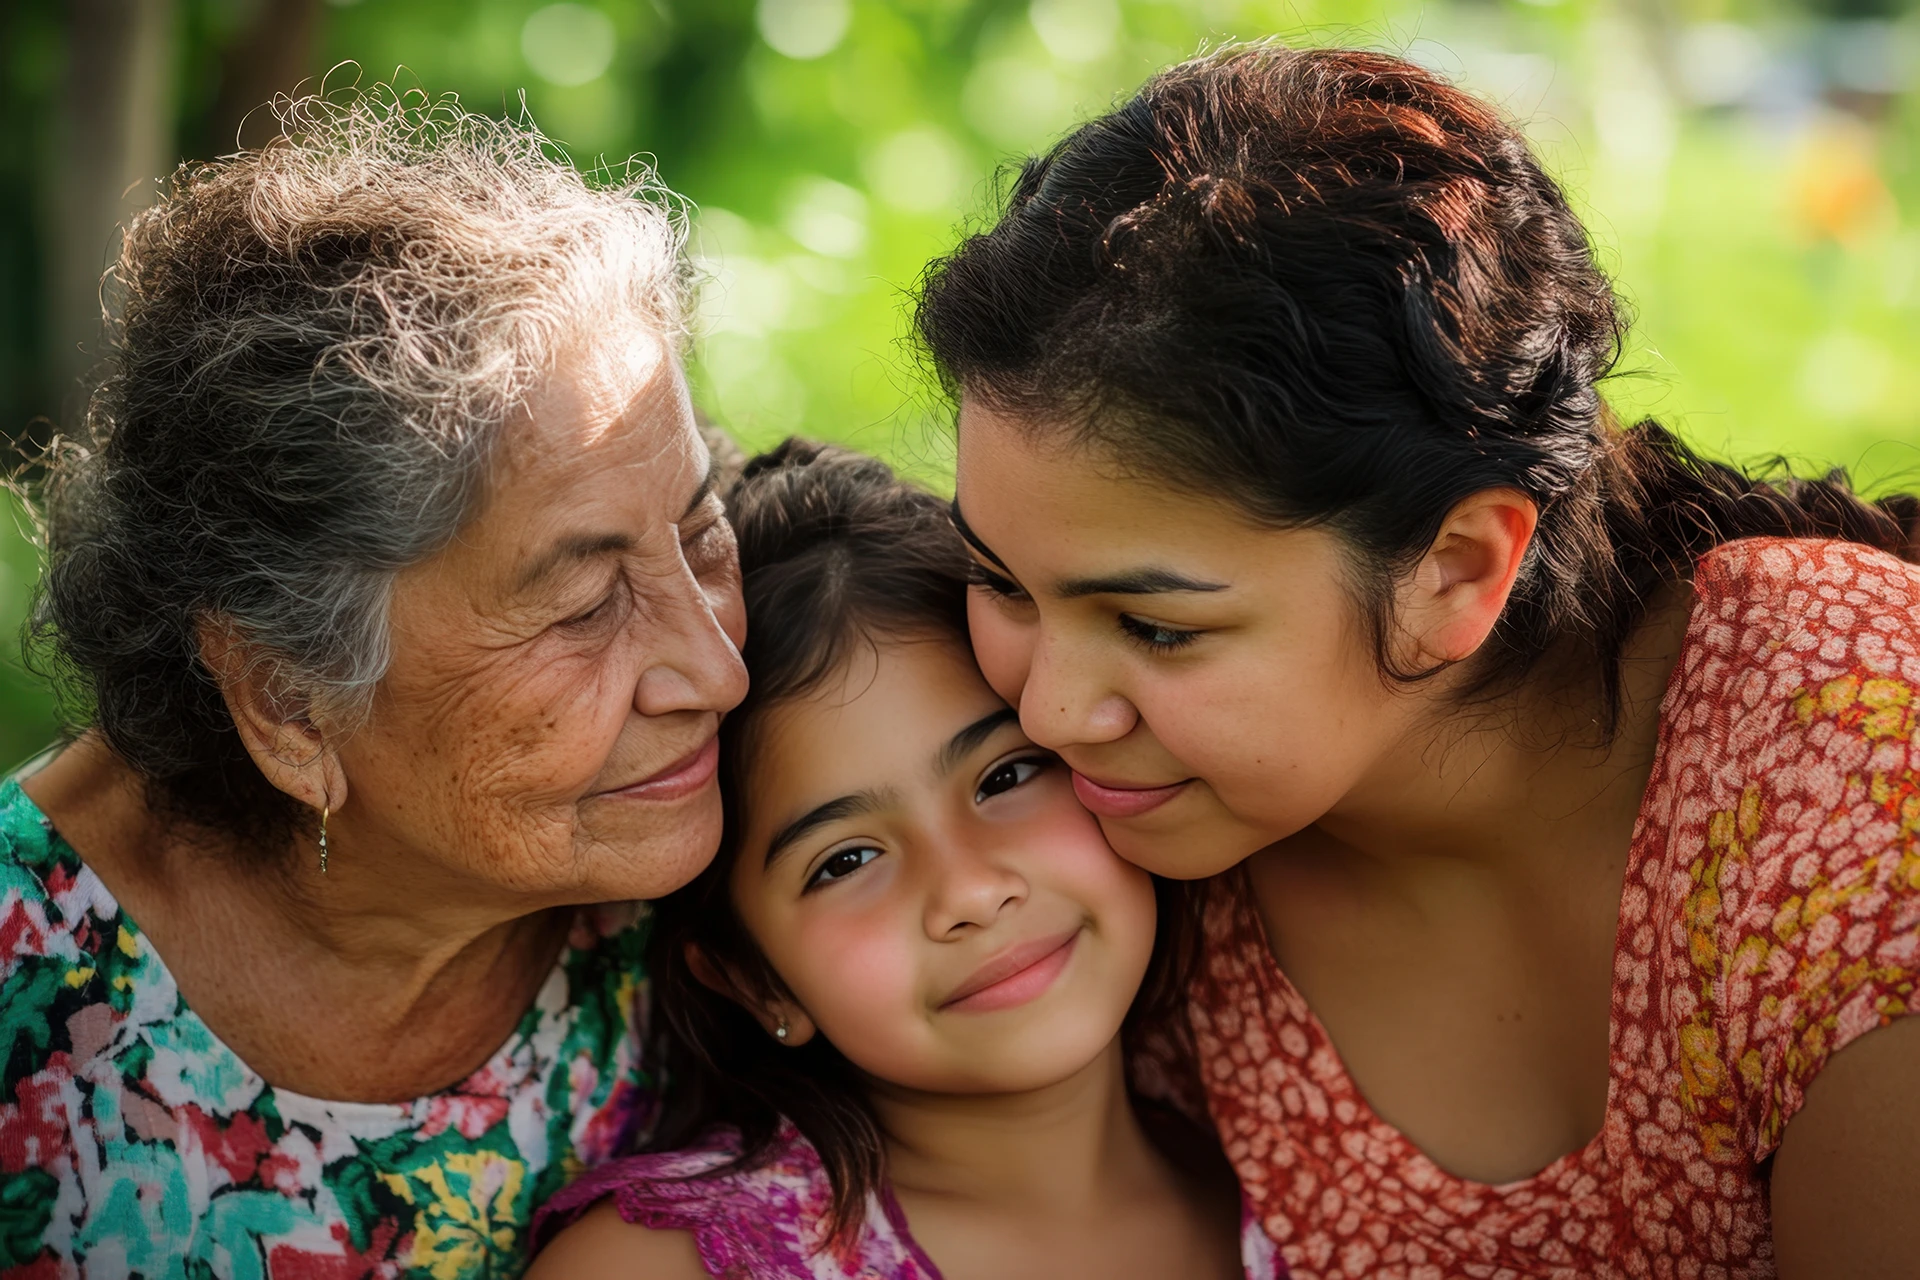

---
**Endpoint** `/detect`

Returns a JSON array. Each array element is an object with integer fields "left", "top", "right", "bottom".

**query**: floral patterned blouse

[
  {"left": 1187, "top": 538, "right": 1920, "bottom": 1279},
  {"left": 0, "top": 780, "right": 653, "bottom": 1280},
  {"left": 531, "top": 1120, "right": 1285, "bottom": 1279}
]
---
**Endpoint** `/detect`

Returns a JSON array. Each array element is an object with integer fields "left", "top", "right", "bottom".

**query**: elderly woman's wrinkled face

[{"left": 337, "top": 335, "right": 748, "bottom": 904}]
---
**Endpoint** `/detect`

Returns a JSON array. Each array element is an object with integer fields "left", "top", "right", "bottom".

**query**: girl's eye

[
  {"left": 976, "top": 756, "right": 1050, "bottom": 802},
  {"left": 806, "top": 845, "right": 882, "bottom": 890},
  {"left": 967, "top": 561, "right": 1030, "bottom": 603},
  {"left": 1119, "top": 614, "right": 1201, "bottom": 652}
]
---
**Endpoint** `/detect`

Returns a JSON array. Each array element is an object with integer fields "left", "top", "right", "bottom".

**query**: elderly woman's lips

[{"left": 602, "top": 736, "right": 720, "bottom": 801}]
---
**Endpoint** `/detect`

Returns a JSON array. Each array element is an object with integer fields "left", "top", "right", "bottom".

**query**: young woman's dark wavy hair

[
  {"left": 916, "top": 44, "right": 1920, "bottom": 723},
  {"left": 642, "top": 438, "right": 1201, "bottom": 1241}
]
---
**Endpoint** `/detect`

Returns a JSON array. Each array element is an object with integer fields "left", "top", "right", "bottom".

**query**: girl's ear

[{"left": 685, "top": 942, "right": 819, "bottom": 1048}]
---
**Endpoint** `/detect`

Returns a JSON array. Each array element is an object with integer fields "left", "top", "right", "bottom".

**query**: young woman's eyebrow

[
  {"left": 1055, "top": 567, "right": 1229, "bottom": 598},
  {"left": 934, "top": 707, "right": 1021, "bottom": 778},
  {"left": 763, "top": 790, "right": 893, "bottom": 869},
  {"left": 948, "top": 499, "right": 1010, "bottom": 571}
]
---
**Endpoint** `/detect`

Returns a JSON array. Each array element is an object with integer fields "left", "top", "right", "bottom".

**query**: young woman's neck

[
  {"left": 1315, "top": 587, "right": 1694, "bottom": 882},
  {"left": 870, "top": 1039, "right": 1164, "bottom": 1213}
]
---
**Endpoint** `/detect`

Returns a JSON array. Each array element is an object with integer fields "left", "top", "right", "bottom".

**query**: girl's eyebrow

[
  {"left": 764, "top": 790, "right": 893, "bottom": 869},
  {"left": 761, "top": 709, "right": 1018, "bottom": 869},
  {"left": 934, "top": 707, "right": 1021, "bottom": 778}
]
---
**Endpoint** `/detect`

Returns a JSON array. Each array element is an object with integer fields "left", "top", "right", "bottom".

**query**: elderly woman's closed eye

[{"left": 5, "top": 90, "right": 746, "bottom": 1279}]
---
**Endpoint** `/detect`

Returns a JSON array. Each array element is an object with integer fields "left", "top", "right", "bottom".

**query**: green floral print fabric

[{"left": 0, "top": 780, "right": 653, "bottom": 1279}]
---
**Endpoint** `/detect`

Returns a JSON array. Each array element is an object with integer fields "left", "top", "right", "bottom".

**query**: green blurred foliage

[{"left": 2, "top": 0, "right": 1918, "bottom": 754}]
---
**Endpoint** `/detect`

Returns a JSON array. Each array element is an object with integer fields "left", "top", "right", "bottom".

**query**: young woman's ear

[
  {"left": 1396, "top": 488, "right": 1538, "bottom": 670},
  {"left": 685, "top": 943, "right": 819, "bottom": 1047}
]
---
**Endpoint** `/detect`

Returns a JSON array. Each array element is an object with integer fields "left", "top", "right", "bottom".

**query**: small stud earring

[
  {"left": 318, "top": 806, "right": 330, "bottom": 875},
  {"left": 774, "top": 1018, "right": 789, "bottom": 1041}
]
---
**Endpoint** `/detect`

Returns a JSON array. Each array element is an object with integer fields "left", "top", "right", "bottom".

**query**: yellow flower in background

[{"left": 399, "top": 1150, "right": 528, "bottom": 1280}]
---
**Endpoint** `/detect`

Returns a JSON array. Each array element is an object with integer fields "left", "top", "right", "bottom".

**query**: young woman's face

[
  {"left": 729, "top": 635, "right": 1157, "bottom": 1095},
  {"left": 954, "top": 402, "right": 1423, "bottom": 880}
]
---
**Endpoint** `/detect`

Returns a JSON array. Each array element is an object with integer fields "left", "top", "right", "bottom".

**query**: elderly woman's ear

[{"left": 196, "top": 616, "right": 346, "bottom": 816}]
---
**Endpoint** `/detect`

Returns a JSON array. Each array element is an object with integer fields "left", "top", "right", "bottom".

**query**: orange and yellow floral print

[{"left": 1187, "top": 538, "right": 1920, "bottom": 1280}]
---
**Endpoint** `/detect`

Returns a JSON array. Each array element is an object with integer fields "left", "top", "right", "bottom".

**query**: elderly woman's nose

[{"left": 633, "top": 577, "right": 749, "bottom": 718}]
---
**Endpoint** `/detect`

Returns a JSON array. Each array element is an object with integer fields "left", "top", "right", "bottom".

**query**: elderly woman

[{"left": 0, "top": 96, "right": 745, "bottom": 1277}]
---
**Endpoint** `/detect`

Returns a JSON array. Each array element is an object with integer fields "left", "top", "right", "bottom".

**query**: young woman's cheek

[{"left": 966, "top": 592, "right": 1033, "bottom": 709}]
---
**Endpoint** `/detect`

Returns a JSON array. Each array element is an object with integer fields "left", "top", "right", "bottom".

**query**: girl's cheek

[{"left": 783, "top": 906, "right": 924, "bottom": 1048}]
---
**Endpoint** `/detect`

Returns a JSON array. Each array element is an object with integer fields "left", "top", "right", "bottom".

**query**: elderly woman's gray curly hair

[{"left": 31, "top": 87, "right": 690, "bottom": 846}]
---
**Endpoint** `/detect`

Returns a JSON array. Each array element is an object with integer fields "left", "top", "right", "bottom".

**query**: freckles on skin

[{"left": 333, "top": 338, "right": 738, "bottom": 901}]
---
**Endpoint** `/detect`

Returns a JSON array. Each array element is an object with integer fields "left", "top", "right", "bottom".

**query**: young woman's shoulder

[
  {"left": 524, "top": 1198, "right": 709, "bottom": 1280},
  {"left": 1643, "top": 534, "right": 1920, "bottom": 1164},
  {"left": 1692, "top": 536, "right": 1920, "bottom": 641}
]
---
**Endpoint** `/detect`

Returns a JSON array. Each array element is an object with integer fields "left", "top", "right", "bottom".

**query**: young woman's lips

[
  {"left": 940, "top": 930, "right": 1081, "bottom": 1013},
  {"left": 602, "top": 735, "right": 720, "bottom": 802},
  {"left": 1070, "top": 771, "right": 1189, "bottom": 819}
]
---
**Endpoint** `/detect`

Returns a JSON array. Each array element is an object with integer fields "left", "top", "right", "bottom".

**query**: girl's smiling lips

[
  {"left": 600, "top": 735, "right": 720, "bottom": 802},
  {"left": 941, "top": 929, "right": 1081, "bottom": 1013},
  {"left": 1070, "top": 771, "right": 1190, "bottom": 818}
]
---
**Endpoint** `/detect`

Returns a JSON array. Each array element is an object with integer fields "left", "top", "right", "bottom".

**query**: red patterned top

[{"left": 1188, "top": 538, "right": 1920, "bottom": 1280}]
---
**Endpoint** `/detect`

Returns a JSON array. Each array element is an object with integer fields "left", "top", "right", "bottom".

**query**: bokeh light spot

[
  {"left": 521, "top": 4, "right": 616, "bottom": 87},
  {"left": 865, "top": 126, "right": 968, "bottom": 213},
  {"left": 758, "top": 0, "right": 852, "bottom": 61}
]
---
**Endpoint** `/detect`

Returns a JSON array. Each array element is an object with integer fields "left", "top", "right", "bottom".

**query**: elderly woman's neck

[{"left": 23, "top": 734, "right": 575, "bottom": 1102}]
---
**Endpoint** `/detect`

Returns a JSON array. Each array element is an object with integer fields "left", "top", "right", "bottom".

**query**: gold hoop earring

[{"left": 318, "top": 806, "right": 330, "bottom": 875}]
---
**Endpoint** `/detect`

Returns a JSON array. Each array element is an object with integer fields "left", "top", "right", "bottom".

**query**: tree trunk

[{"left": 46, "top": 0, "right": 176, "bottom": 431}]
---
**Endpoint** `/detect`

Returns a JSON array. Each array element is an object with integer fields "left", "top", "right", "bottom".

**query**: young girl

[{"left": 527, "top": 441, "right": 1276, "bottom": 1280}]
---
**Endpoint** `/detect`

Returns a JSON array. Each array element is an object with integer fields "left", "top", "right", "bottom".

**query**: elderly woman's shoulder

[{"left": 0, "top": 777, "right": 93, "bottom": 958}]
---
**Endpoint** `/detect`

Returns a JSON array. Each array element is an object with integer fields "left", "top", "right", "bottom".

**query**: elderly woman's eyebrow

[
  {"left": 516, "top": 462, "right": 722, "bottom": 592},
  {"left": 516, "top": 533, "right": 634, "bottom": 592}
]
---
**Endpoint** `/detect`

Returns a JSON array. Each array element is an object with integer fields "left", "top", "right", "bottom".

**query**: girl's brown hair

[
  {"left": 642, "top": 439, "right": 1200, "bottom": 1240},
  {"left": 917, "top": 45, "right": 1919, "bottom": 725}
]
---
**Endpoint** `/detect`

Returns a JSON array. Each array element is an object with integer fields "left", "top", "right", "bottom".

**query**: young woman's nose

[
  {"left": 921, "top": 837, "right": 1029, "bottom": 938},
  {"left": 1016, "top": 628, "right": 1138, "bottom": 750}
]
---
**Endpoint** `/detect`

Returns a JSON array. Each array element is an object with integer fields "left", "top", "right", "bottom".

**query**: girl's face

[
  {"left": 728, "top": 635, "right": 1157, "bottom": 1095},
  {"left": 952, "top": 402, "right": 1428, "bottom": 880}
]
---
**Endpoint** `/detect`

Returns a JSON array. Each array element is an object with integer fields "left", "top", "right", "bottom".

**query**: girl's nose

[{"left": 922, "top": 838, "right": 1029, "bottom": 938}]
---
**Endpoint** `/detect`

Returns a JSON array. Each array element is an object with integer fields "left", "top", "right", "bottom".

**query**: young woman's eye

[
  {"left": 1119, "top": 614, "right": 1201, "bottom": 652},
  {"left": 976, "top": 756, "right": 1051, "bottom": 802},
  {"left": 806, "top": 845, "right": 882, "bottom": 890},
  {"left": 967, "top": 561, "right": 1030, "bottom": 603}
]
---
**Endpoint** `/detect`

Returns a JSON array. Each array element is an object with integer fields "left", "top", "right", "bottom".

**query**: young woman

[
  {"left": 526, "top": 442, "right": 1273, "bottom": 1280},
  {"left": 917, "top": 44, "right": 1920, "bottom": 1279}
]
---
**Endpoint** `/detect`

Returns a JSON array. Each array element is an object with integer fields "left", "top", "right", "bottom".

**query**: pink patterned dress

[
  {"left": 1188, "top": 538, "right": 1920, "bottom": 1279},
  {"left": 531, "top": 1120, "right": 1285, "bottom": 1278}
]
